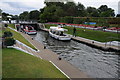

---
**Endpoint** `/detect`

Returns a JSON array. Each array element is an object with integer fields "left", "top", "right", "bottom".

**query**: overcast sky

[{"left": 0, "top": 0, "right": 120, "bottom": 15}]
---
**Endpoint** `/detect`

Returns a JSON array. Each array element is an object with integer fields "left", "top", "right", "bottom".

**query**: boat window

[
  {"left": 52, "top": 31, "right": 56, "bottom": 34},
  {"left": 50, "top": 29, "right": 52, "bottom": 32},
  {"left": 28, "top": 27, "right": 34, "bottom": 30},
  {"left": 56, "top": 31, "right": 60, "bottom": 35},
  {"left": 60, "top": 31, "right": 63, "bottom": 36}
]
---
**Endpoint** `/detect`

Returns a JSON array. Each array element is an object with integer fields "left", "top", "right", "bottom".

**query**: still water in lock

[{"left": 30, "top": 31, "right": 119, "bottom": 78}]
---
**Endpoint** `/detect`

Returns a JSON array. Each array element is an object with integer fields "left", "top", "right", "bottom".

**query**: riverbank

[
  {"left": 41, "top": 28, "right": 120, "bottom": 52},
  {"left": 18, "top": 31, "right": 89, "bottom": 78},
  {"left": 6, "top": 26, "right": 89, "bottom": 79},
  {"left": 72, "top": 37, "right": 120, "bottom": 52},
  {"left": 44, "top": 24, "right": 120, "bottom": 42}
]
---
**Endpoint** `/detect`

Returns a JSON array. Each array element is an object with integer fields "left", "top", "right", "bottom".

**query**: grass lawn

[
  {"left": 0, "top": 30, "right": 2, "bottom": 37},
  {"left": 64, "top": 26, "right": 120, "bottom": 42},
  {"left": 0, "top": 49, "right": 2, "bottom": 79},
  {"left": 2, "top": 48, "right": 68, "bottom": 79},
  {"left": 45, "top": 24, "right": 120, "bottom": 42},
  {"left": 45, "top": 24, "right": 57, "bottom": 29},
  {"left": 109, "top": 24, "right": 119, "bottom": 28},
  {"left": 8, "top": 24, "right": 16, "bottom": 29},
  {"left": 5, "top": 28, "right": 37, "bottom": 50}
]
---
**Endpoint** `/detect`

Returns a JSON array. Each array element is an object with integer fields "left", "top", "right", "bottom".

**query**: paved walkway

[
  {"left": 15, "top": 32, "right": 89, "bottom": 79},
  {"left": 72, "top": 37, "right": 120, "bottom": 51}
]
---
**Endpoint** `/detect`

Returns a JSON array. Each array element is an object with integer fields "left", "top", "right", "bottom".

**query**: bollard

[
  {"left": 44, "top": 46, "right": 46, "bottom": 49},
  {"left": 58, "top": 56, "right": 62, "bottom": 60}
]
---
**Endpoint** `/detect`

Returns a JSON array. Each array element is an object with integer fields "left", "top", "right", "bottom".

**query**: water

[{"left": 30, "top": 31, "right": 119, "bottom": 78}]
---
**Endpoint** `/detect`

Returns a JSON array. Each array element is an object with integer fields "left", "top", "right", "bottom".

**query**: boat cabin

[{"left": 50, "top": 27, "right": 68, "bottom": 36}]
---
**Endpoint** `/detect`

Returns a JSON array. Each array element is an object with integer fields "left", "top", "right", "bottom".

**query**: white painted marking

[
  {"left": 49, "top": 61, "right": 71, "bottom": 80},
  {"left": 16, "top": 40, "right": 38, "bottom": 52},
  {"left": 7, "top": 46, "right": 42, "bottom": 59}
]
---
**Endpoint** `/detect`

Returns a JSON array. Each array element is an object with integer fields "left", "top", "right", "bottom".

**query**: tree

[
  {"left": 116, "top": 14, "right": 120, "bottom": 17},
  {"left": 39, "top": 8, "right": 45, "bottom": 14},
  {"left": 98, "top": 5, "right": 115, "bottom": 17},
  {"left": 2, "top": 31, "right": 15, "bottom": 48},
  {"left": 61, "top": 16, "right": 73, "bottom": 23},
  {"left": 39, "top": 1, "right": 116, "bottom": 23},
  {"left": 76, "top": 2, "right": 87, "bottom": 17},
  {"left": 86, "top": 7, "right": 99, "bottom": 17},
  {"left": 54, "top": 7, "right": 64, "bottom": 17},
  {"left": 3, "top": 31, "right": 13, "bottom": 38},
  {"left": 64, "top": 2, "right": 77, "bottom": 16},
  {"left": 39, "top": 4, "right": 64, "bottom": 22},
  {"left": 98, "top": 5, "right": 108, "bottom": 12},
  {"left": 29, "top": 10, "right": 40, "bottom": 21},
  {"left": 73, "top": 18, "right": 85, "bottom": 24},
  {"left": 45, "top": 2, "right": 64, "bottom": 7},
  {"left": 19, "top": 11, "right": 29, "bottom": 21},
  {"left": 4, "top": 37, "right": 16, "bottom": 46},
  {"left": 39, "top": 5, "right": 56, "bottom": 22},
  {"left": 2, "top": 12, "right": 9, "bottom": 20},
  {"left": 12, "top": 15, "right": 19, "bottom": 20},
  {"left": 11, "top": 15, "right": 19, "bottom": 23}
]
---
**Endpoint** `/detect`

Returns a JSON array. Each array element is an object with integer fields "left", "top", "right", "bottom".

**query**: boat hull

[{"left": 49, "top": 31, "right": 71, "bottom": 41}]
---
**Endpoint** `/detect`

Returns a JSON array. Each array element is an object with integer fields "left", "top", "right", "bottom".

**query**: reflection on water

[{"left": 31, "top": 31, "right": 119, "bottom": 78}]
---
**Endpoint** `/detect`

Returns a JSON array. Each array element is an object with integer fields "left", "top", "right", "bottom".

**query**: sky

[{"left": 0, "top": 0, "right": 120, "bottom": 15}]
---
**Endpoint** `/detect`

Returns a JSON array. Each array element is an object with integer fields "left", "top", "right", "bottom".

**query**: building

[{"left": 118, "top": 1, "right": 120, "bottom": 14}]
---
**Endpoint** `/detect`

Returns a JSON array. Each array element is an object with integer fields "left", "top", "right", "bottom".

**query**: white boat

[{"left": 49, "top": 26, "right": 71, "bottom": 41}]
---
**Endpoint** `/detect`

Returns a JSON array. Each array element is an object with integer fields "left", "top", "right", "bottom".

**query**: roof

[{"left": 50, "top": 27, "right": 68, "bottom": 32}]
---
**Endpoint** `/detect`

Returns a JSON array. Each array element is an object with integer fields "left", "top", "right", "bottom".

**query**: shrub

[
  {"left": 3, "top": 31, "right": 13, "bottom": 38},
  {"left": 60, "top": 16, "right": 73, "bottom": 23},
  {"left": 4, "top": 37, "right": 16, "bottom": 46},
  {"left": 73, "top": 18, "right": 85, "bottom": 24}
]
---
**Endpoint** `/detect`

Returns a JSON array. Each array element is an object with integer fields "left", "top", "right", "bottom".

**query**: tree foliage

[
  {"left": 4, "top": 37, "right": 16, "bottom": 46},
  {"left": 116, "top": 14, "right": 120, "bottom": 17},
  {"left": 86, "top": 7, "right": 99, "bottom": 17},
  {"left": 76, "top": 2, "right": 86, "bottom": 17},
  {"left": 3, "top": 31, "right": 13, "bottom": 38},
  {"left": 19, "top": 11, "right": 29, "bottom": 21},
  {"left": 29, "top": 10, "right": 40, "bottom": 20},
  {"left": 2, "top": 31, "right": 15, "bottom": 48},
  {"left": 2, "top": 12, "right": 10, "bottom": 20},
  {"left": 98, "top": 5, "right": 115, "bottom": 17},
  {"left": 60, "top": 16, "right": 73, "bottom": 23},
  {"left": 39, "top": 2, "right": 115, "bottom": 23},
  {"left": 17, "top": 1, "right": 115, "bottom": 23}
]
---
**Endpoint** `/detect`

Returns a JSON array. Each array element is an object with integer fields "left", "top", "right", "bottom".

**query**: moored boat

[{"left": 49, "top": 26, "right": 71, "bottom": 41}]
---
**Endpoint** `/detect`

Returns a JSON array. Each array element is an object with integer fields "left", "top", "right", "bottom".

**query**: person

[
  {"left": 60, "top": 32, "right": 63, "bottom": 36},
  {"left": 16, "top": 25, "right": 20, "bottom": 31},
  {"left": 73, "top": 27, "right": 76, "bottom": 37},
  {"left": 4, "top": 24, "right": 8, "bottom": 27}
]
